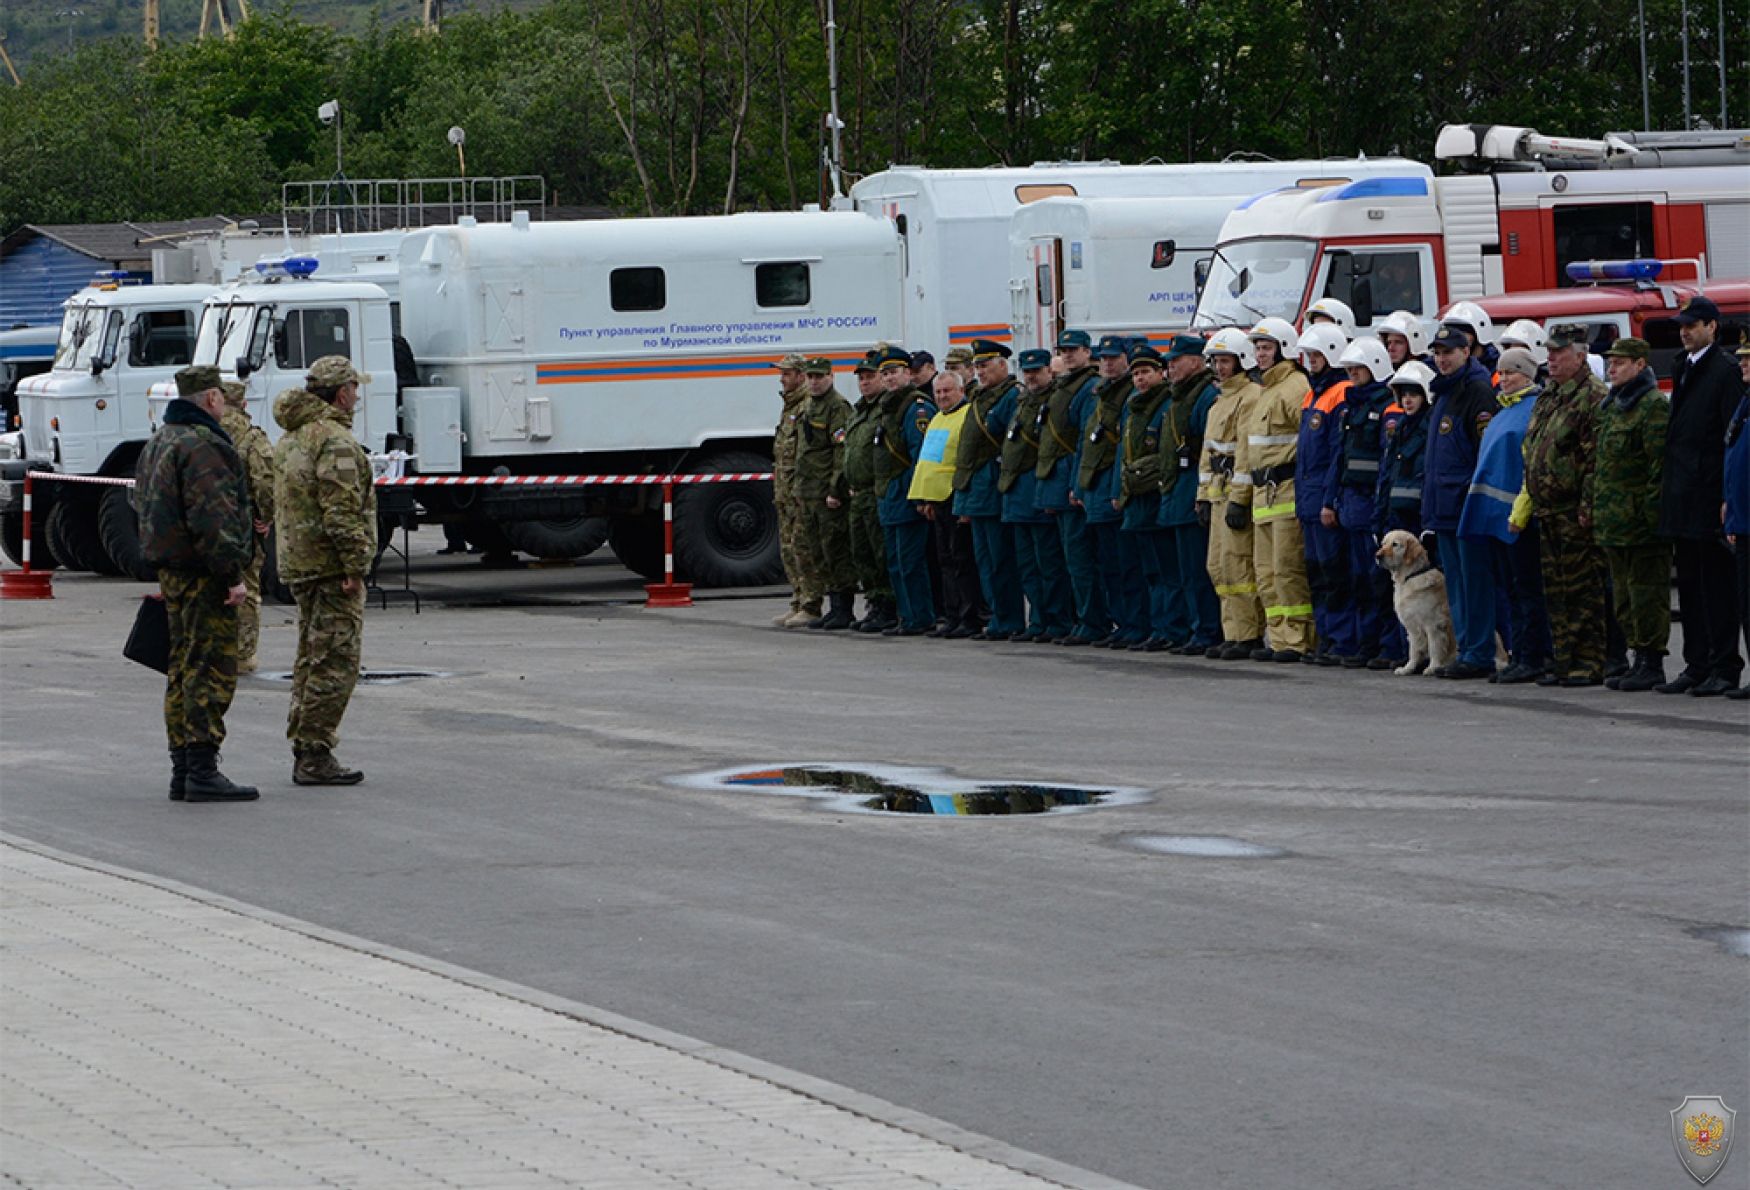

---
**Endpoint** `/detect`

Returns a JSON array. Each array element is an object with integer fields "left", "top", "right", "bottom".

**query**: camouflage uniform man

[
  {"left": 219, "top": 381, "right": 275, "bottom": 673},
  {"left": 274, "top": 355, "right": 377, "bottom": 784},
  {"left": 135, "top": 365, "right": 259, "bottom": 802},
  {"left": 797, "top": 356, "right": 856, "bottom": 629},
  {"left": 771, "top": 352, "right": 821, "bottom": 627},
  {"left": 835, "top": 350, "right": 894, "bottom": 630},
  {"left": 1587, "top": 339, "right": 1671, "bottom": 692},
  {"left": 1508, "top": 324, "right": 1609, "bottom": 686}
]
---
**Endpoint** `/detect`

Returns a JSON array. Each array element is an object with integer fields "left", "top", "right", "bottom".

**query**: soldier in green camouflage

[
  {"left": 135, "top": 365, "right": 259, "bottom": 802},
  {"left": 1586, "top": 338, "right": 1672, "bottom": 691},
  {"left": 1508, "top": 324, "right": 1609, "bottom": 685},
  {"left": 771, "top": 352, "right": 821, "bottom": 627},
  {"left": 797, "top": 356, "right": 856, "bottom": 629},
  {"left": 220, "top": 381, "right": 275, "bottom": 673},
  {"left": 835, "top": 350, "right": 894, "bottom": 630},
  {"left": 274, "top": 355, "right": 377, "bottom": 784}
]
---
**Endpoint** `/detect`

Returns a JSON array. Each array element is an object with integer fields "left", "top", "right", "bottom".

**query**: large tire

[
  {"left": 47, "top": 496, "right": 120, "bottom": 575},
  {"left": 1, "top": 509, "right": 60, "bottom": 570},
  {"left": 258, "top": 526, "right": 293, "bottom": 605},
  {"left": 98, "top": 486, "right": 155, "bottom": 582},
  {"left": 671, "top": 451, "right": 782, "bottom": 587},
  {"left": 500, "top": 515, "right": 610, "bottom": 560},
  {"left": 607, "top": 510, "right": 665, "bottom": 581}
]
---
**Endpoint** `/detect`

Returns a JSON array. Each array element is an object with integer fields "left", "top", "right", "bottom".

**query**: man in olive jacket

[
  {"left": 274, "top": 355, "right": 378, "bottom": 785},
  {"left": 135, "top": 365, "right": 259, "bottom": 802}
]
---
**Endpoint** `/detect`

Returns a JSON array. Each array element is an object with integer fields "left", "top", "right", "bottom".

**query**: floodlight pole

[{"left": 826, "top": 0, "right": 843, "bottom": 199}]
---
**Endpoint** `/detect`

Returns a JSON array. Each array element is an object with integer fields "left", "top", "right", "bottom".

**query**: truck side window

[
  {"left": 127, "top": 310, "right": 196, "bottom": 368},
  {"left": 611, "top": 267, "right": 666, "bottom": 312},
  {"left": 1641, "top": 316, "right": 1686, "bottom": 380},
  {"left": 274, "top": 308, "right": 350, "bottom": 371},
  {"left": 755, "top": 263, "right": 811, "bottom": 308},
  {"left": 1324, "top": 251, "right": 1423, "bottom": 321},
  {"left": 1552, "top": 203, "right": 1654, "bottom": 287}
]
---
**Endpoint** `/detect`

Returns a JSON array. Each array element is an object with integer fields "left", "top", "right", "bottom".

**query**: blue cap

[
  {"left": 1018, "top": 348, "right": 1051, "bottom": 371},
  {"left": 1124, "top": 336, "right": 1151, "bottom": 354},
  {"left": 1056, "top": 329, "right": 1092, "bottom": 350},
  {"left": 1127, "top": 344, "right": 1165, "bottom": 371},
  {"left": 1163, "top": 332, "right": 1207, "bottom": 361},
  {"left": 875, "top": 345, "right": 913, "bottom": 370},
  {"left": 1674, "top": 295, "right": 1721, "bottom": 325},
  {"left": 1095, "top": 335, "right": 1129, "bottom": 358},
  {"left": 970, "top": 339, "right": 1012, "bottom": 361}
]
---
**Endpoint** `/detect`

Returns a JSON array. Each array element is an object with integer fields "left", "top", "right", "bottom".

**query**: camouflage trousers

[
  {"left": 800, "top": 494, "right": 856, "bottom": 592},
  {"left": 1602, "top": 541, "right": 1672, "bottom": 653},
  {"left": 776, "top": 487, "right": 821, "bottom": 614},
  {"left": 238, "top": 536, "right": 266, "bottom": 667},
  {"left": 847, "top": 491, "right": 892, "bottom": 601},
  {"left": 287, "top": 577, "right": 365, "bottom": 752},
  {"left": 1537, "top": 512, "right": 1607, "bottom": 679},
  {"left": 159, "top": 569, "right": 238, "bottom": 749}
]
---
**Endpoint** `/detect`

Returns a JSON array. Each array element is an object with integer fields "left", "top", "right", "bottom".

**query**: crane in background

[{"left": 143, "top": 0, "right": 251, "bottom": 49}]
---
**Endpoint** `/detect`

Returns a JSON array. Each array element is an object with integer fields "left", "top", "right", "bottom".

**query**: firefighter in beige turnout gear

[
  {"left": 1237, "top": 318, "right": 1315, "bottom": 659},
  {"left": 1198, "top": 329, "right": 1266, "bottom": 657}
]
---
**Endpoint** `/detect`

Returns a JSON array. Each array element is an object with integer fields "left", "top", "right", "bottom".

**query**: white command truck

[
  {"left": 146, "top": 210, "right": 904, "bottom": 586},
  {"left": 1004, "top": 158, "right": 1423, "bottom": 352},
  {"left": 0, "top": 279, "right": 213, "bottom": 575},
  {"left": 1189, "top": 125, "right": 1750, "bottom": 336}
]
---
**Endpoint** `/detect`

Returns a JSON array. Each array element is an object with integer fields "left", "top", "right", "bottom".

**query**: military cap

[
  {"left": 306, "top": 355, "right": 371, "bottom": 389},
  {"left": 221, "top": 380, "right": 247, "bottom": 409},
  {"left": 802, "top": 356, "right": 834, "bottom": 376},
  {"left": 1735, "top": 326, "right": 1750, "bottom": 357},
  {"left": 1163, "top": 332, "right": 1207, "bottom": 360},
  {"left": 1124, "top": 336, "right": 1151, "bottom": 354},
  {"left": 1127, "top": 344, "right": 1165, "bottom": 371},
  {"left": 944, "top": 346, "right": 975, "bottom": 365},
  {"left": 909, "top": 349, "right": 935, "bottom": 368},
  {"left": 1017, "top": 348, "right": 1052, "bottom": 371},
  {"left": 1546, "top": 322, "right": 1591, "bottom": 350},
  {"left": 1673, "top": 295, "right": 1721, "bottom": 325},
  {"left": 1095, "top": 334, "right": 1129, "bottom": 358},
  {"left": 875, "top": 344, "right": 913, "bottom": 371},
  {"left": 1056, "top": 329, "right": 1092, "bottom": 350},
  {"left": 1496, "top": 347, "right": 1539, "bottom": 379},
  {"left": 855, "top": 351, "right": 880, "bottom": 374},
  {"left": 1429, "top": 325, "right": 1470, "bottom": 352},
  {"left": 970, "top": 339, "right": 1012, "bottom": 362},
  {"left": 1603, "top": 337, "right": 1650, "bottom": 360},
  {"left": 771, "top": 351, "right": 809, "bottom": 371},
  {"left": 174, "top": 365, "right": 222, "bottom": 397}
]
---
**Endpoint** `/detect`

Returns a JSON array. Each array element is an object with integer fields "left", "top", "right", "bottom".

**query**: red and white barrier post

[
  {"left": 0, "top": 471, "right": 54, "bottom": 600},
  {"left": 643, "top": 479, "right": 694, "bottom": 609}
]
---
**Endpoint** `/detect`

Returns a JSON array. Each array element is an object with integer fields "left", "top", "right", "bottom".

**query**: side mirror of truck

[{"left": 234, "top": 355, "right": 253, "bottom": 380}]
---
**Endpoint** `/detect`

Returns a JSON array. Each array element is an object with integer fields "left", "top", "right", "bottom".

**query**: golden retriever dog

[{"left": 1374, "top": 530, "right": 1456, "bottom": 675}]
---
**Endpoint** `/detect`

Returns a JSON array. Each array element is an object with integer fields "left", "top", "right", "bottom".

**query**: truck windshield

[
  {"left": 54, "top": 303, "right": 103, "bottom": 370},
  {"left": 193, "top": 299, "right": 255, "bottom": 368},
  {"left": 1190, "top": 239, "right": 1317, "bottom": 329}
]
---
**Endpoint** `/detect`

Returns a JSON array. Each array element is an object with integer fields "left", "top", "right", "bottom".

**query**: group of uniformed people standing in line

[{"left": 768, "top": 297, "right": 1750, "bottom": 701}]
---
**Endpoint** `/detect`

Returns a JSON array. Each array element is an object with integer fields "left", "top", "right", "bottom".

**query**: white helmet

[
  {"left": 1337, "top": 336, "right": 1393, "bottom": 383},
  {"left": 1440, "top": 300, "right": 1496, "bottom": 345},
  {"left": 1375, "top": 310, "right": 1429, "bottom": 356},
  {"left": 1388, "top": 359, "right": 1437, "bottom": 396},
  {"left": 1304, "top": 297, "right": 1356, "bottom": 339},
  {"left": 1297, "top": 324, "right": 1350, "bottom": 370},
  {"left": 1203, "top": 326, "right": 1257, "bottom": 371},
  {"left": 1248, "top": 317, "right": 1300, "bottom": 356},
  {"left": 1497, "top": 319, "right": 1549, "bottom": 367}
]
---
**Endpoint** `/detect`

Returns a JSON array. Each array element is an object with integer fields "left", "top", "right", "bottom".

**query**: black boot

[
  {"left": 168, "top": 747, "right": 188, "bottom": 801},
  {"left": 1615, "top": 650, "right": 1665, "bottom": 693},
  {"left": 183, "top": 744, "right": 260, "bottom": 802},
  {"left": 818, "top": 590, "right": 856, "bottom": 631},
  {"left": 859, "top": 598, "right": 895, "bottom": 633}
]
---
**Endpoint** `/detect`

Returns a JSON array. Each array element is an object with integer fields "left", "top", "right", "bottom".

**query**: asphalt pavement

[{"left": 3, "top": 533, "right": 1746, "bottom": 1189}]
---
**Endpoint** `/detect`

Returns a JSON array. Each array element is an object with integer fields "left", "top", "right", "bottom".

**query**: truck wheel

[
  {"left": 258, "top": 527, "right": 293, "bottom": 605},
  {"left": 98, "top": 486, "right": 156, "bottom": 582},
  {"left": 1, "top": 509, "right": 60, "bottom": 570},
  {"left": 671, "top": 452, "right": 781, "bottom": 587},
  {"left": 47, "top": 497, "right": 120, "bottom": 575},
  {"left": 500, "top": 516, "right": 610, "bottom": 560},
  {"left": 607, "top": 511, "right": 665, "bottom": 581}
]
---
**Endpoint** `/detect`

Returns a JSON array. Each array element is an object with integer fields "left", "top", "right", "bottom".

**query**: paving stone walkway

[{"left": 1, "top": 840, "right": 1137, "bottom": 1190}]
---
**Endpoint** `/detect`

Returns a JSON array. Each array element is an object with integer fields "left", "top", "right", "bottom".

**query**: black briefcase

[{"left": 124, "top": 593, "right": 171, "bottom": 674}]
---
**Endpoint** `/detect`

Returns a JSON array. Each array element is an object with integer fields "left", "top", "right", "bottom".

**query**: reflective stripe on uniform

[
  {"left": 1198, "top": 471, "right": 1215, "bottom": 484},
  {"left": 1468, "top": 482, "right": 1519, "bottom": 505},
  {"left": 1206, "top": 438, "right": 1236, "bottom": 453},
  {"left": 1390, "top": 484, "right": 1420, "bottom": 500},
  {"left": 1249, "top": 433, "right": 1297, "bottom": 447},
  {"left": 1265, "top": 602, "right": 1314, "bottom": 618},
  {"left": 1215, "top": 581, "right": 1258, "bottom": 596},
  {"left": 1255, "top": 499, "right": 1296, "bottom": 518},
  {"left": 1230, "top": 475, "right": 1253, "bottom": 487},
  {"left": 1344, "top": 459, "right": 1380, "bottom": 473}
]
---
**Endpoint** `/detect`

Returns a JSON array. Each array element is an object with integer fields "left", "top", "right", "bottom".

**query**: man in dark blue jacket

[{"left": 1422, "top": 324, "right": 1502, "bottom": 678}]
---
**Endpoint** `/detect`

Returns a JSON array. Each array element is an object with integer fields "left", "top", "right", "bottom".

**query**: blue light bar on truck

[
  {"left": 254, "top": 256, "right": 320, "bottom": 278},
  {"left": 1565, "top": 259, "right": 1663, "bottom": 283}
]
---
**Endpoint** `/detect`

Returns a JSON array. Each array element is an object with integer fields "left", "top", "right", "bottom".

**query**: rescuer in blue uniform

[
  {"left": 1078, "top": 335, "right": 1145, "bottom": 646},
  {"left": 1116, "top": 343, "right": 1180, "bottom": 650},
  {"left": 1154, "top": 333, "right": 1222, "bottom": 652},
  {"left": 873, "top": 346, "right": 937, "bottom": 635},
  {"left": 1003, "top": 348, "right": 1075, "bottom": 641},
  {"left": 1324, "top": 337, "right": 1400, "bottom": 665},
  {"left": 952, "top": 340, "right": 1026, "bottom": 639},
  {"left": 1295, "top": 324, "right": 1353, "bottom": 663},
  {"left": 1036, "top": 329, "right": 1107, "bottom": 645}
]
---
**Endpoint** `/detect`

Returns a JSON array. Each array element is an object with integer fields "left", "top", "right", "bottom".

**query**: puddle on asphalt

[
  {"left": 1687, "top": 926, "right": 1750, "bottom": 957},
  {"left": 1125, "top": 834, "right": 1288, "bottom": 859},
  {"left": 672, "top": 763, "right": 1149, "bottom": 817},
  {"left": 255, "top": 670, "right": 451, "bottom": 686}
]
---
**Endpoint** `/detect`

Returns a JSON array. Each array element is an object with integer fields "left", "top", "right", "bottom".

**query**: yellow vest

[{"left": 907, "top": 403, "right": 969, "bottom": 502}]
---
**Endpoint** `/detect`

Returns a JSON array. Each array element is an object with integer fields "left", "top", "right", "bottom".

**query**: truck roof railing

[
  {"left": 1437, "top": 123, "right": 1750, "bottom": 172},
  {"left": 280, "top": 176, "right": 548, "bottom": 234}
]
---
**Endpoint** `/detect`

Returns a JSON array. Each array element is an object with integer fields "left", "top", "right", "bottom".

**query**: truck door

[{"left": 1020, "top": 238, "right": 1064, "bottom": 352}]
